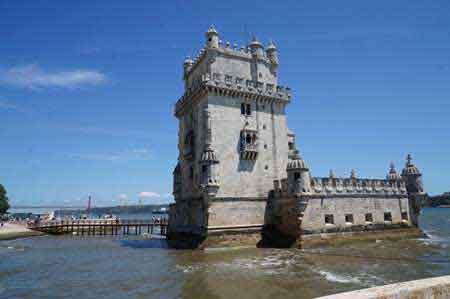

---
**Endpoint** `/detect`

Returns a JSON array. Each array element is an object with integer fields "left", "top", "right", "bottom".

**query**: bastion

[{"left": 167, "top": 26, "right": 427, "bottom": 249}]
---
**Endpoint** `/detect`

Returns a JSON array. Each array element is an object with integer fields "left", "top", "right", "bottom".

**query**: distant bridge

[{"left": 28, "top": 219, "right": 167, "bottom": 236}]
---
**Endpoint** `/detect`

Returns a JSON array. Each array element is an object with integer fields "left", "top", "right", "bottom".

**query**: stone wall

[
  {"left": 207, "top": 199, "right": 266, "bottom": 228},
  {"left": 301, "top": 195, "right": 411, "bottom": 234},
  {"left": 315, "top": 275, "right": 450, "bottom": 299},
  {"left": 208, "top": 94, "right": 289, "bottom": 198}
]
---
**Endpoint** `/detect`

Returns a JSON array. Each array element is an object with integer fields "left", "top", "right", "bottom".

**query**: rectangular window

[
  {"left": 241, "top": 103, "right": 246, "bottom": 115},
  {"left": 257, "top": 82, "right": 264, "bottom": 89},
  {"left": 345, "top": 214, "right": 354, "bottom": 224},
  {"left": 384, "top": 212, "right": 392, "bottom": 222},
  {"left": 325, "top": 214, "right": 334, "bottom": 225},
  {"left": 365, "top": 213, "right": 373, "bottom": 223},
  {"left": 225, "top": 75, "right": 232, "bottom": 84},
  {"left": 246, "top": 104, "right": 251, "bottom": 116},
  {"left": 401, "top": 212, "right": 408, "bottom": 221}
]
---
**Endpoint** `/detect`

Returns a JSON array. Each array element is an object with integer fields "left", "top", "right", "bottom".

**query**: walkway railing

[{"left": 27, "top": 219, "right": 168, "bottom": 236}]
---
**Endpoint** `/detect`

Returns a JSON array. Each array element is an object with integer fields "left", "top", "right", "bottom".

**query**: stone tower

[{"left": 168, "top": 26, "right": 292, "bottom": 247}]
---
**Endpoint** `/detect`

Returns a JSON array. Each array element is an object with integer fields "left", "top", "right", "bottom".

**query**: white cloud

[
  {"left": 67, "top": 148, "right": 151, "bottom": 161},
  {"left": 138, "top": 191, "right": 161, "bottom": 198},
  {"left": 0, "top": 98, "right": 17, "bottom": 110},
  {"left": 118, "top": 194, "right": 128, "bottom": 200},
  {"left": 0, "top": 64, "right": 107, "bottom": 89}
]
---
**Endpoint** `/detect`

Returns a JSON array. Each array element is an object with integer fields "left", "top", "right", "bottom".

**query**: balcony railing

[{"left": 240, "top": 143, "right": 258, "bottom": 160}]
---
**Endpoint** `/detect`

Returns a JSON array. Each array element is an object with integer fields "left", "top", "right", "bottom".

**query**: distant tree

[{"left": 0, "top": 184, "right": 10, "bottom": 214}]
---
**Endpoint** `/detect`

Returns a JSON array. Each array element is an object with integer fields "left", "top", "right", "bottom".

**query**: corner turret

[
  {"left": 199, "top": 111, "right": 220, "bottom": 197},
  {"left": 248, "top": 35, "right": 264, "bottom": 59},
  {"left": 205, "top": 25, "right": 219, "bottom": 49},
  {"left": 387, "top": 162, "right": 400, "bottom": 183},
  {"left": 183, "top": 56, "right": 194, "bottom": 80},
  {"left": 401, "top": 154, "right": 423, "bottom": 194},
  {"left": 286, "top": 150, "right": 311, "bottom": 195},
  {"left": 266, "top": 40, "right": 278, "bottom": 73}
]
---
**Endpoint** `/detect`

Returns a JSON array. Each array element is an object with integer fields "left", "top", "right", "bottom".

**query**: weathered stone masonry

[{"left": 167, "top": 26, "right": 427, "bottom": 248}]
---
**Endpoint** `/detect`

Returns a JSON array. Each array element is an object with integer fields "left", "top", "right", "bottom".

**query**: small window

[
  {"left": 365, "top": 213, "right": 373, "bottom": 223},
  {"left": 263, "top": 124, "right": 266, "bottom": 130},
  {"left": 246, "top": 104, "right": 251, "bottom": 116},
  {"left": 325, "top": 214, "right": 334, "bottom": 225},
  {"left": 401, "top": 212, "right": 408, "bottom": 221},
  {"left": 384, "top": 212, "right": 392, "bottom": 222},
  {"left": 294, "top": 172, "right": 301, "bottom": 180},
  {"left": 257, "top": 82, "right": 263, "bottom": 89},
  {"left": 241, "top": 103, "right": 245, "bottom": 115},
  {"left": 266, "top": 84, "right": 274, "bottom": 91},
  {"left": 236, "top": 77, "right": 243, "bottom": 85},
  {"left": 259, "top": 72, "right": 262, "bottom": 78},
  {"left": 288, "top": 142, "right": 295, "bottom": 150},
  {"left": 225, "top": 75, "right": 232, "bottom": 84},
  {"left": 345, "top": 214, "right": 354, "bottom": 224},
  {"left": 246, "top": 80, "right": 253, "bottom": 88},
  {"left": 264, "top": 144, "right": 268, "bottom": 149},
  {"left": 202, "top": 165, "right": 207, "bottom": 174},
  {"left": 265, "top": 165, "right": 269, "bottom": 170}
]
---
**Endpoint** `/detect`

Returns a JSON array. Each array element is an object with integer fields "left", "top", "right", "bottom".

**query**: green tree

[{"left": 0, "top": 184, "right": 10, "bottom": 214}]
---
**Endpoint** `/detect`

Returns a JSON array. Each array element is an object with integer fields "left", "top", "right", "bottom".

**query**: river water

[{"left": 1, "top": 208, "right": 449, "bottom": 299}]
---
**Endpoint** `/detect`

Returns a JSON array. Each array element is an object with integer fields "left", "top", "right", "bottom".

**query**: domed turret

[
  {"left": 205, "top": 25, "right": 219, "bottom": 48},
  {"left": 387, "top": 162, "right": 400, "bottom": 182},
  {"left": 287, "top": 151, "right": 309, "bottom": 171},
  {"left": 350, "top": 169, "right": 357, "bottom": 180},
  {"left": 183, "top": 56, "right": 194, "bottom": 79},
  {"left": 248, "top": 35, "right": 264, "bottom": 58},
  {"left": 401, "top": 154, "right": 423, "bottom": 194},
  {"left": 286, "top": 150, "right": 311, "bottom": 195},
  {"left": 401, "top": 154, "right": 421, "bottom": 176},
  {"left": 266, "top": 40, "right": 278, "bottom": 72}
]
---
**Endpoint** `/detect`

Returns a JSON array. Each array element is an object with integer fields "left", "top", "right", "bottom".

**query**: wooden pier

[{"left": 27, "top": 219, "right": 168, "bottom": 236}]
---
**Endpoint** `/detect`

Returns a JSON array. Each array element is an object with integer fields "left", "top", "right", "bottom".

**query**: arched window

[{"left": 246, "top": 104, "right": 251, "bottom": 116}]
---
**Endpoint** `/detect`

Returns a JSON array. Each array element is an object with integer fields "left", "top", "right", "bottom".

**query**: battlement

[
  {"left": 186, "top": 40, "right": 274, "bottom": 79},
  {"left": 175, "top": 72, "right": 291, "bottom": 116},
  {"left": 272, "top": 176, "right": 407, "bottom": 197}
]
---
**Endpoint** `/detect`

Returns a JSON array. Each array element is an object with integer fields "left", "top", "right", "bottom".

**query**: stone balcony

[{"left": 240, "top": 143, "right": 258, "bottom": 160}]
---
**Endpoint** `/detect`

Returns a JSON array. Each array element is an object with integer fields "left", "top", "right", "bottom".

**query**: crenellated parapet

[
  {"left": 175, "top": 72, "right": 291, "bottom": 116},
  {"left": 309, "top": 177, "right": 407, "bottom": 196}
]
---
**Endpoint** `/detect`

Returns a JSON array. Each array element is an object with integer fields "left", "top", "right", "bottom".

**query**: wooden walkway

[{"left": 27, "top": 219, "right": 168, "bottom": 236}]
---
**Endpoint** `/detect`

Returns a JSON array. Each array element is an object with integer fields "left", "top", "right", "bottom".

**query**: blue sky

[{"left": 1, "top": 1, "right": 449, "bottom": 207}]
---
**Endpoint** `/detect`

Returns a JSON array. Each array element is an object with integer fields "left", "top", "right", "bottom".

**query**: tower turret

[
  {"left": 387, "top": 162, "right": 400, "bottom": 183},
  {"left": 266, "top": 41, "right": 278, "bottom": 72},
  {"left": 401, "top": 154, "right": 423, "bottom": 194},
  {"left": 286, "top": 150, "right": 311, "bottom": 195},
  {"left": 199, "top": 111, "right": 220, "bottom": 197},
  {"left": 205, "top": 25, "right": 219, "bottom": 49},
  {"left": 183, "top": 56, "right": 194, "bottom": 80},
  {"left": 248, "top": 35, "right": 264, "bottom": 59},
  {"left": 350, "top": 169, "right": 357, "bottom": 181}
]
